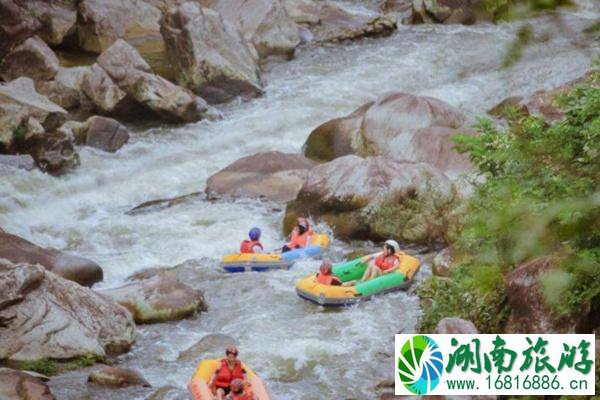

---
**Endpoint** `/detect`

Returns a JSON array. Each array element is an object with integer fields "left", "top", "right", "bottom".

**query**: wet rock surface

[
  {"left": 100, "top": 274, "right": 207, "bottom": 324},
  {"left": 0, "top": 229, "right": 103, "bottom": 286},
  {"left": 206, "top": 151, "right": 316, "bottom": 202},
  {"left": 0, "top": 368, "right": 55, "bottom": 400},
  {"left": 0, "top": 260, "right": 135, "bottom": 363},
  {"left": 286, "top": 155, "right": 458, "bottom": 243},
  {"left": 88, "top": 366, "right": 151, "bottom": 387},
  {"left": 161, "top": 2, "right": 263, "bottom": 103}
]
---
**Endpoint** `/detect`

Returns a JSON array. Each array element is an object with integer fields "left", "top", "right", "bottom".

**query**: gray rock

[
  {"left": 0, "top": 228, "right": 103, "bottom": 287},
  {"left": 0, "top": 260, "right": 135, "bottom": 362},
  {"left": 161, "top": 3, "right": 263, "bottom": 103},
  {"left": 206, "top": 151, "right": 316, "bottom": 202},
  {"left": 0, "top": 36, "right": 60, "bottom": 82}
]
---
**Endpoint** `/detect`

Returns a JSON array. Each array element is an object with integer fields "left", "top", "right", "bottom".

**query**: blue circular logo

[{"left": 397, "top": 335, "right": 444, "bottom": 394}]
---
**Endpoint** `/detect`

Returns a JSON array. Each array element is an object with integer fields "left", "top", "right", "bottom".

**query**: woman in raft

[
  {"left": 208, "top": 345, "right": 252, "bottom": 400},
  {"left": 343, "top": 239, "right": 402, "bottom": 286},
  {"left": 281, "top": 217, "right": 312, "bottom": 253}
]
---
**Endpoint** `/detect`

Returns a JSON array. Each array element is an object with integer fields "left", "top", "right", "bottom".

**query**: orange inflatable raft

[{"left": 188, "top": 359, "right": 271, "bottom": 400}]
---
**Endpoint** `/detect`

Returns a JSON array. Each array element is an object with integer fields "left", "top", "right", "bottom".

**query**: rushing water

[{"left": 1, "top": 3, "right": 599, "bottom": 399}]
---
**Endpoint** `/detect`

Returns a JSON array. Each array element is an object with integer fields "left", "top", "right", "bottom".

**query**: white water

[{"left": 1, "top": 4, "right": 599, "bottom": 399}]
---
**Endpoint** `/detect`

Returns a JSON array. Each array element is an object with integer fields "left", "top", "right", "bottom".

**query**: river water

[{"left": 1, "top": 3, "right": 599, "bottom": 399}]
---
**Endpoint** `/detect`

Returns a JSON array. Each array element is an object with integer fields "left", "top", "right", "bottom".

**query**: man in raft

[
  {"left": 208, "top": 345, "right": 251, "bottom": 400},
  {"left": 316, "top": 259, "right": 341, "bottom": 286},
  {"left": 282, "top": 217, "right": 312, "bottom": 253},
  {"left": 344, "top": 240, "right": 402, "bottom": 286},
  {"left": 240, "top": 227, "right": 263, "bottom": 253}
]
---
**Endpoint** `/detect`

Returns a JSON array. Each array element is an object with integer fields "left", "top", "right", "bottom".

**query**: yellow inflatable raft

[
  {"left": 188, "top": 359, "right": 270, "bottom": 400},
  {"left": 296, "top": 252, "right": 420, "bottom": 306},
  {"left": 220, "top": 234, "right": 330, "bottom": 273}
]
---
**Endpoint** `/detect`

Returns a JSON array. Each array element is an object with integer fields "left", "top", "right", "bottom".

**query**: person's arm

[
  {"left": 208, "top": 370, "right": 218, "bottom": 387},
  {"left": 382, "top": 258, "right": 401, "bottom": 274},
  {"left": 252, "top": 244, "right": 263, "bottom": 253}
]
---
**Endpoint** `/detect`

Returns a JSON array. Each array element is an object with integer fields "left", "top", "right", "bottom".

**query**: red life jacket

[
  {"left": 214, "top": 359, "right": 245, "bottom": 389},
  {"left": 375, "top": 254, "right": 400, "bottom": 272},
  {"left": 316, "top": 272, "right": 341, "bottom": 286},
  {"left": 287, "top": 228, "right": 313, "bottom": 249},
  {"left": 240, "top": 240, "right": 263, "bottom": 254}
]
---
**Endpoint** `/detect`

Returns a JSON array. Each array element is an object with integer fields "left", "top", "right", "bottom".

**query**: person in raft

[
  {"left": 208, "top": 345, "right": 249, "bottom": 400},
  {"left": 240, "top": 227, "right": 263, "bottom": 254},
  {"left": 281, "top": 217, "right": 312, "bottom": 253},
  {"left": 224, "top": 379, "right": 254, "bottom": 400},
  {"left": 343, "top": 240, "right": 402, "bottom": 286},
  {"left": 316, "top": 259, "right": 341, "bottom": 286}
]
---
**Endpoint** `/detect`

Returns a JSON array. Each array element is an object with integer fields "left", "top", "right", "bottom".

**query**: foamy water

[{"left": 1, "top": 3, "right": 598, "bottom": 398}]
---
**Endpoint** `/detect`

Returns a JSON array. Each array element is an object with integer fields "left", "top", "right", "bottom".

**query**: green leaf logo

[{"left": 397, "top": 335, "right": 444, "bottom": 394}]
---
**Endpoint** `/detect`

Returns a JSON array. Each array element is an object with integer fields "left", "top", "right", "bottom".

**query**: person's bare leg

[{"left": 216, "top": 388, "right": 225, "bottom": 400}]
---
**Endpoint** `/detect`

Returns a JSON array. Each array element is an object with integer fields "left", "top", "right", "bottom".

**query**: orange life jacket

[
  {"left": 316, "top": 272, "right": 341, "bottom": 286},
  {"left": 214, "top": 359, "right": 245, "bottom": 389},
  {"left": 240, "top": 240, "right": 263, "bottom": 254},
  {"left": 375, "top": 253, "right": 400, "bottom": 272},
  {"left": 225, "top": 393, "right": 250, "bottom": 400},
  {"left": 287, "top": 228, "right": 313, "bottom": 249}
]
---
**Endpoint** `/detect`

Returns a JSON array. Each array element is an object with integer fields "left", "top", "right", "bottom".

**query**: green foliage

[
  {"left": 20, "top": 358, "right": 58, "bottom": 375},
  {"left": 12, "top": 124, "right": 28, "bottom": 142},
  {"left": 419, "top": 70, "right": 599, "bottom": 333},
  {"left": 452, "top": 78, "right": 600, "bottom": 316},
  {"left": 18, "top": 354, "right": 108, "bottom": 376},
  {"left": 418, "top": 263, "right": 510, "bottom": 333}
]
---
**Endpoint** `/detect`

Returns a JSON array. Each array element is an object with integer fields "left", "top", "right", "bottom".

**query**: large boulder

[
  {"left": 285, "top": 155, "right": 460, "bottom": 243},
  {"left": 505, "top": 256, "right": 581, "bottom": 333},
  {"left": 18, "top": 0, "right": 78, "bottom": 45},
  {"left": 212, "top": 0, "right": 301, "bottom": 60},
  {"left": 88, "top": 366, "right": 150, "bottom": 387},
  {"left": 37, "top": 66, "right": 96, "bottom": 113},
  {"left": 0, "top": 36, "right": 60, "bottom": 83},
  {"left": 28, "top": 130, "right": 79, "bottom": 175},
  {"left": 206, "top": 151, "right": 316, "bottom": 202},
  {"left": 75, "top": 115, "right": 129, "bottom": 153},
  {"left": 409, "top": 0, "right": 493, "bottom": 25},
  {"left": 0, "top": 0, "right": 42, "bottom": 59},
  {"left": 0, "top": 368, "right": 55, "bottom": 400},
  {"left": 0, "top": 78, "right": 67, "bottom": 151},
  {"left": 310, "top": 3, "right": 397, "bottom": 43},
  {"left": 406, "top": 126, "right": 474, "bottom": 176},
  {"left": 304, "top": 93, "right": 470, "bottom": 177},
  {"left": 100, "top": 274, "right": 207, "bottom": 324},
  {"left": 0, "top": 229, "right": 103, "bottom": 287},
  {"left": 97, "top": 40, "right": 210, "bottom": 122},
  {"left": 303, "top": 101, "right": 373, "bottom": 162},
  {"left": 77, "top": 0, "right": 170, "bottom": 77},
  {"left": 80, "top": 64, "right": 127, "bottom": 114},
  {"left": 0, "top": 260, "right": 136, "bottom": 363},
  {"left": 161, "top": 3, "right": 263, "bottom": 104}
]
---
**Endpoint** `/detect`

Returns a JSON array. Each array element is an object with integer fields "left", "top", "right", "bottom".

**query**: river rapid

[{"left": 1, "top": 2, "right": 599, "bottom": 399}]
